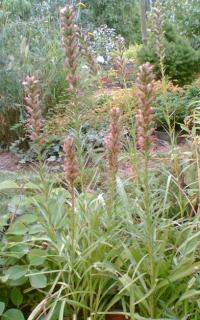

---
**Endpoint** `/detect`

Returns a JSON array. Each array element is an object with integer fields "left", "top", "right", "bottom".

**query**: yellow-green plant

[{"left": 124, "top": 44, "right": 142, "bottom": 61}]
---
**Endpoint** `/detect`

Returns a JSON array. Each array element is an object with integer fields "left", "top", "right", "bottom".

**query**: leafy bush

[
  {"left": 155, "top": 85, "right": 200, "bottom": 128},
  {"left": 137, "top": 24, "right": 200, "bottom": 85},
  {"left": 124, "top": 44, "right": 142, "bottom": 61}
]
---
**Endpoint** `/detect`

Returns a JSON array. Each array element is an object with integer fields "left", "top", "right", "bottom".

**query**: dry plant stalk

[
  {"left": 114, "top": 36, "right": 127, "bottom": 88},
  {"left": 136, "top": 62, "right": 156, "bottom": 153},
  {"left": 63, "top": 136, "right": 79, "bottom": 212},
  {"left": 60, "top": 5, "right": 80, "bottom": 93},
  {"left": 105, "top": 107, "right": 122, "bottom": 178},
  {"left": 78, "top": 30, "right": 99, "bottom": 76},
  {"left": 22, "top": 75, "right": 43, "bottom": 143}
]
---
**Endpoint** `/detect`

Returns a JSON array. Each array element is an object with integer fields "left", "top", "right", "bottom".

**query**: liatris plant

[
  {"left": 136, "top": 62, "right": 155, "bottom": 155},
  {"left": 22, "top": 75, "right": 43, "bottom": 144},
  {"left": 105, "top": 107, "right": 122, "bottom": 179},
  {"left": 60, "top": 5, "right": 80, "bottom": 93},
  {"left": 63, "top": 136, "right": 79, "bottom": 213},
  {"left": 150, "top": 1, "right": 166, "bottom": 81}
]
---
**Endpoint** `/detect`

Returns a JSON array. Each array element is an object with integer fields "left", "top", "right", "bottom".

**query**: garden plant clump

[{"left": 0, "top": 1, "right": 200, "bottom": 320}]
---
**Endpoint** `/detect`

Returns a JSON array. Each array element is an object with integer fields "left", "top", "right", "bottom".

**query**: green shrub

[
  {"left": 155, "top": 85, "right": 200, "bottom": 128},
  {"left": 137, "top": 24, "right": 200, "bottom": 85},
  {"left": 124, "top": 43, "right": 142, "bottom": 61}
]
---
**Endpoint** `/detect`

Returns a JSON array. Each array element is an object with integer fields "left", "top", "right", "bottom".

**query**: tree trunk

[{"left": 140, "top": 0, "right": 148, "bottom": 45}]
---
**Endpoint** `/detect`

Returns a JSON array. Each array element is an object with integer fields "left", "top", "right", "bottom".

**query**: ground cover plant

[{"left": 0, "top": 1, "right": 200, "bottom": 319}]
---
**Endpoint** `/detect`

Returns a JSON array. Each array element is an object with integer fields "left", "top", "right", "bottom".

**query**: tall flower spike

[
  {"left": 22, "top": 76, "right": 43, "bottom": 143},
  {"left": 150, "top": 1, "right": 165, "bottom": 80},
  {"left": 105, "top": 107, "right": 122, "bottom": 177},
  {"left": 136, "top": 62, "right": 156, "bottom": 152},
  {"left": 63, "top": 137, "right": 79, "bottom": 212},
  {"left": 60, "top": 5, "right": 80, "bottom": 93},
  {"left": 63, "top": 137, "right": 79, "bottom": 184}
]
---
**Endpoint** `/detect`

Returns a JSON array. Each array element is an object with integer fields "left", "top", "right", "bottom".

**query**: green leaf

[
  {"left": 6, "top": 265, "right": 27, "bottom": 280},
  {"left": 28, "top": 249, "right": 46, "bottom": 266},
  {"left": 8, "top": 195, "right": 26, "bottom": 215},
  {"left": 23, "top": 182, "right": 40, "bottom": 190},
  {"left": 2, "top": 309, "right": 25, "bottom": 320},
  {"left": 29, "top": 274, "right": 47, "bottom": 288},
  {"left": 8, "top": 244, "right": 29, "bottom": 259},
  {"left": 0, "top": 275, "right": 9, "bottom": 284},
  {"left": 0, "top": 181, "right": 40, "bottom": 191},
  {"left": 158, "top": 262, "right": 200, "bottom": 289},
  {"left": 29, "top": 224, "right": 45, "bottom": 235},
  {"left": 0, "top": 214, "right": 10, "bottom": 228},
  {"left": 0, "top": 302, "right": 5, "bottom": 315},
  {"left": 7, "top": 276, "right": 28, "bottom": 287},
  {"left": 17, "top": 214, "right": 37, "bottom": 224},
  {"left": 116, "top": 176, "right": 129, "bottom": 208},
  {"left": 10, "top": 288, "right": 23, "bottom": 307},
  {"left": 59, "top": 300, "right": 66, "bottom": 320},
  {"left": 7, "top": 222, "right": 28, "bottom": 235},
  {"left": 0, "top": 181, "right": 19, "bottom": 190},
  {"left": 179, "top": 289, "right": 200, "bottom": 302}
]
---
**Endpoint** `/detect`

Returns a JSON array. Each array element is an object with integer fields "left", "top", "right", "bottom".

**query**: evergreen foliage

[{"left": 138, "top": 24, "right": 200, "bottom": 85}]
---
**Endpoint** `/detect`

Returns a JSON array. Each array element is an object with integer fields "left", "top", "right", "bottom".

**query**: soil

[
  {"left": 0, "top": 152, "right": 28, "bottom": 172},
  {"left": 0, "top": 134, "right": 189, "bottom": 175}
]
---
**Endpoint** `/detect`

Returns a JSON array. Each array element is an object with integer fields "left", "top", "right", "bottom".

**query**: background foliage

[
  {"left": 137, "top": 24, "right": 200, "bottom": 85},
  {"left": 83, "top": 0, "right": 141, "bottom": 44}
]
